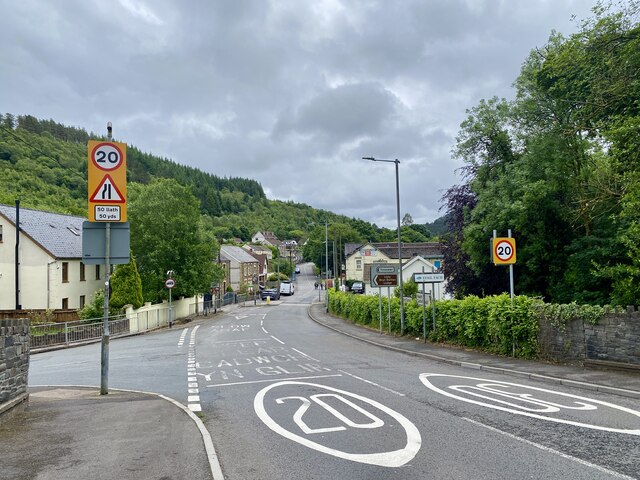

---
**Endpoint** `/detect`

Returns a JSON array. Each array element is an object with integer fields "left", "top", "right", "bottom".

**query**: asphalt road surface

[{"left": 30, "top": 263, "right": 640, "bottom": 479}]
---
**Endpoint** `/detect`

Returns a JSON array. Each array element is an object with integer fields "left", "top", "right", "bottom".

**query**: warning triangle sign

[{"left": 90, "top": 175, "right": 125, "bottom": 203}]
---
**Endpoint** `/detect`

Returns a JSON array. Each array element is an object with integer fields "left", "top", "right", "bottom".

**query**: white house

[
  {"left": 344, "top": 242, "right": 446, "bottom": 299},
  {"left": 0, "top": 204, "right": 104, "bottom": 310}
]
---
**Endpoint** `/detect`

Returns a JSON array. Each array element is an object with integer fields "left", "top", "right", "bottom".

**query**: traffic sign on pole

[
  {"left": 88, "top": 140, "right": 127, "bottom": 222},
  {"left": 165, "top": 278, "right": 176, "bottom": 289},
  {"left": 492, "top": 237, "right": 516, "bottom": 265}
]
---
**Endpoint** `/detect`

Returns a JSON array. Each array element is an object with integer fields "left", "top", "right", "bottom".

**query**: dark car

[
  {"left": 261, "top": 288, "right": 280, "bottom": 300},
  {"left": 351, "top": 281, "right": 365, "bottom": 294}
]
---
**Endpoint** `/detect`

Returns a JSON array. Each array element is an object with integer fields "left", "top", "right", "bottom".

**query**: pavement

[{"left": 1, "top": 301, "right": 638, "bottom": 480}]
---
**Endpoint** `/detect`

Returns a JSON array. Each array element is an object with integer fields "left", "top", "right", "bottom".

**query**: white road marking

[
  {"left": 270, "top": 335, "right": 285, "bottom": 345},
  {"left": 420, "top": 373, "right": 640, "bottom": 435},
  {"left": 212, "top": 338, "right": 272, "bottom": 344},
  {"left": 206, "top": 373, "right": 343, "bottom": 388},
  {"left": 338, "top": 370, "right": 405, "bottom": 397},
  {"left": 177, "top": 328, "right": 188, "bottom": 347},
  {"left": 262, "top": 326, "right": 269, "bottom": 334},
  {"left": 463, "top": 417, "right": 637, "bottom": 480},
  {"left": 291, "top": 348, "right": 319, "bottom": 362},
  {"left": 254, "top": 381, "right": 421, "bottom": 467},
  {"left": 186, "top": 326, "right": 202, "bottom": 413}
]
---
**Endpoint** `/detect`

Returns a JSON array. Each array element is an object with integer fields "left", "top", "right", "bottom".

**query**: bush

[{"left": 328, "top": 291, "right": 554, "bottom": 359}]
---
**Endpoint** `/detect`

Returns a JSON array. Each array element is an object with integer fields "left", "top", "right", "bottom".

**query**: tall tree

[{"left": 128, "top": 179, "right": 219, "bottom": 303}]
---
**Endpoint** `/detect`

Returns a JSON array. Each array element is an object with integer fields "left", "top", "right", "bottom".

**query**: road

[{"left": 30, "top": 263, "right": 640, "bottom": 479}]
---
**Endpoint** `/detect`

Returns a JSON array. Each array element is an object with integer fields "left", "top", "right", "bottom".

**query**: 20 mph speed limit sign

[
  {"left": 492, "top": 237, "right": 516, "bottom": 265},
  {"left": 88, "top": 140, "right": 127, "bottom": 222}
]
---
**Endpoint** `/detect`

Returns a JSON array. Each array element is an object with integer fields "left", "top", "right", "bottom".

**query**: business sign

[
  {"left": 492, "top": 237, "right": 516, "bottom": 265},
  {"left": 88, "top": 140, "right": 127, "bottom": 222},
  {"left": 413, "top": 273, "right": 445, "bottom": 283}
]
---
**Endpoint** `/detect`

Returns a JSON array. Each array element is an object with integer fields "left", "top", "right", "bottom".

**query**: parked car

[
  {"left": 260, "top": 288, "right": 280, "bottom": 300},
  {"left": 279, "top": 281, "right": 295, "bottom": 296},
  {"left": 351, "top": 281, "right": 365, "bottom": 294}
]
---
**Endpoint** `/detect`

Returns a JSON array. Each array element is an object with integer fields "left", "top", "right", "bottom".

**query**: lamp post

[{"left": 362, "top": 156, "right": 405, "bottom": 335}]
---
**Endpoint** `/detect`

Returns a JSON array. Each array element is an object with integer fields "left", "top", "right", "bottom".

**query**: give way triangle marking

[{"left": 90, "top": 175, "right": 124, "bottom": 203}]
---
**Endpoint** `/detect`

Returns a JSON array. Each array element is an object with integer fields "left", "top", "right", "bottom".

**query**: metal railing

[
  {"left": 30, "top": 315, "right": 129, "bottom": 349},
  {"left": 30, "top": 293, "right": 258, "bottom": 350}
]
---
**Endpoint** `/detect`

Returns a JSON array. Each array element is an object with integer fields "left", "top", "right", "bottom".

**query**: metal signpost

[
  {"left": 491, "top": 230, "right": 517, "bottom": 300},
  {"left": 371, "top": 265, "right": 398, "bottom": 333},
  {"left": 86, "top": 123, "right": 128, "bottom": 395},
  {"left": 413, "top": 270, "right": 445, "bottom": 342},
  {"left": 165, "top": 276, "right": 176, "bottom": 328}
]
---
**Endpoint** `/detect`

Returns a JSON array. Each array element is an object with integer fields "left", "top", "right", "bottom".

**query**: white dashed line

[
  {"left": 291, "top": 347, "right": 320, "bottom": 363},
  {"left": 187, "top": 326, "right": 202, "bottom": 413},
  {"left": 338, "top": 369, "right": 405, "bottom": 396}
]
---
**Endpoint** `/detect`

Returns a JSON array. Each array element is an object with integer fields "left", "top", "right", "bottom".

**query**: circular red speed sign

[
  {"left": 494, "top": 239, "right": 516, "bottom": 263},
  {"left": 165, "top": 278, "right": 176, "bottom": 289},
  {"left": 91, "top": 142, "right": 124, "bottom": 171}
]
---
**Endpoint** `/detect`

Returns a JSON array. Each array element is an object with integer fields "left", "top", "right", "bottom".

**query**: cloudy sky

[{"left": 0, "top": 0, "right": 596, "bottom": 227}]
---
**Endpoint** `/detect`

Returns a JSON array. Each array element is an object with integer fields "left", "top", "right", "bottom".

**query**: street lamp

[{"left": 362, "top": 156, "right": 405, "bottom": 335}]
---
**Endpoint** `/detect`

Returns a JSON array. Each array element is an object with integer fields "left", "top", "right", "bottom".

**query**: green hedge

[{"left": 327, "top": 291, "right": 606, "bottom": 359}]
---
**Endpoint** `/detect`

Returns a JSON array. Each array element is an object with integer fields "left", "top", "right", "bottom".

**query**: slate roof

[
  {"left": 220, "top": 245, "right": 259, "bottom": 264},
  {"left": 0, "top": 204, "right": 85, "bottom": 259},
  {"left": 345, "top": 242, "right": 443, "bottom": 259}
]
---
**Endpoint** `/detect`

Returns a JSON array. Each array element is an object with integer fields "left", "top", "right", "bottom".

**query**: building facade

[
  {"left": 0, "top": 204, "right": 104, "bottom": 310},
  {"left": 219, "top": 245, "right": 260, "bottom": 292},
  {"left": 344, "top": 242, "right": 446, "bottom": 299}
]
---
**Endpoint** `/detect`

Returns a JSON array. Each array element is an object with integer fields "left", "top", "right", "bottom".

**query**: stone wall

[
  {"left": 0, "top": 319, "right": 30, "bottom": 407},
  {"left": 538, "top": 308, "right": 640, "bottom": 365}
]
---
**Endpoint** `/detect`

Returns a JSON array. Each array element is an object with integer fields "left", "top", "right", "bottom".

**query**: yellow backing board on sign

[
  {"left": 492, "top": 237, "right": 516, "bottom": 265},
  {"left": 87, "top": 140, "right": 127, "bottom": 222}
]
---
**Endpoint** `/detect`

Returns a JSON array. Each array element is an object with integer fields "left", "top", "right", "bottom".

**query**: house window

[
  {"left": 80, "top": 295, "right": 86, "bottom": 308},
  {"left": 95, "top": 265, "right": 101, "bottom": 280},
  {"left": 356, "top": 259, "right": 362, "bottom": 270},
  {"left": 0, "top": 224, "right": 3, "bottom": 242},
  {"left": 80, "top": 262, "right": 86, "bottom": 281},
  {"left": 62, "top": 298, "right": 69, "bottom": 309},
  {"left": 62, "top": 262, "right": 69, "bottom": 283}
]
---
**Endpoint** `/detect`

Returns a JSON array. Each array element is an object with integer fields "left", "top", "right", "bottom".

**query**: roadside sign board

[
  {"left": 88, "top": 140, "right": 127, "bottom": 222},
  {"left": 370, "top": 265, "right": 399, "bottom": 287},
  {"left": 81, "top": 221, "right": 131, "bottom": 264},
  {"left": 492, "top": 237, "right": 516, "bottom": 265},
  {"left": 413, "top": 273, "right": 445, "bottom": 283},
  {"left": 165, "top": 278, "right": 176, "bottom": 289}
]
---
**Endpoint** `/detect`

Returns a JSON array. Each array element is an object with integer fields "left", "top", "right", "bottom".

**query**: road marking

[
  {"left": 187, "top": 326, "right": 202, "bottom": 413},
  {"left": 262, "top": 326, "right": 269, "bottom": 334},
  {"left": 206, "top": 373, "right": 343, "bottom": 388},
  {"left": 338, "top": 370, "right": 405, "bottom": 397},
  {"left": 212, "top": 338, "right": 272, "bottom": 344},
  {"left": 270, "top": 335, "right": 285, "bottom": 345},
  {"left": 463, "top": 417, "right": 637, "bottom": 480},
  {"left": 177, "top": 328, "right": 188, "bottom": 347},
  {"left": 420, "top": 373, "right": 640, "bottom": 435},
  {"left": 254, "top": 381, "right": 421, "bottom": 467},
  {"left": 291, "top": 348, "right": 320, "bottom": 363}
]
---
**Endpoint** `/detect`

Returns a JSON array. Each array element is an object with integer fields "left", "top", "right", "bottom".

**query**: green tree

[
  {"left": 109, "top": 253, "right": 144, "bottom": 310},
  {"left": 128, "top": 179, "right": 218, "bottom": 303}
]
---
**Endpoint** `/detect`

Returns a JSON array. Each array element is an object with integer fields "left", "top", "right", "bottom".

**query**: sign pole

[
  {"left": 100, "top": 123, "right": 113, "bottom": 396},
  {"left": 421, "top": 266, "right": 426, "bottom": 342},
  {"left": 387, "top": 286, "right": 391, "bottom": 333},
  {"left": 378, "top": 288, "right": 382, "bottom": 334},
  {"left": 508, "top": 229, "right": 515, "bottom": 301}
]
